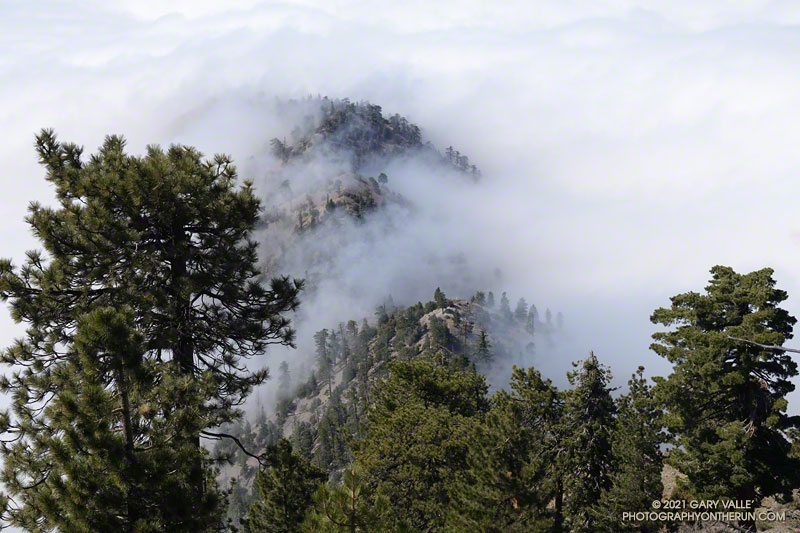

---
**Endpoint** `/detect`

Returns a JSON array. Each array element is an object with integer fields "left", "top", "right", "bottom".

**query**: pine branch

[
  {"left": 200, "top": 430, "right": 265, "bottom": 466},
  {"left": 727, "top": 336, "right": 800, "bottom": 354}
]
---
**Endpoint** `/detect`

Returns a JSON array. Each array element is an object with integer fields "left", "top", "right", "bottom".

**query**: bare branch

[
  {"left": 727, "top": 336, "right": 800, "bottom": 354},
  {"left": 200, "top": 430, "right": 265, "bottom": 466}
]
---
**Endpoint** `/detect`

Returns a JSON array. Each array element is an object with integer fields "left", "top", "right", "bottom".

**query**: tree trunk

[
  {"left": 171, "top": 229, "right": 205, "bottom": 514},
  {"left": 116, "top": 365, "right": 139, "bottom": 533},
  {"left": 554, "top": 475, "right": 564, "bottom": 533}
]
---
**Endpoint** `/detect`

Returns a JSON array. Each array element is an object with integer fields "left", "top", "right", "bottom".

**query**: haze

[{"left": 3, "top": 1, "right": 800, "bottom": 406}]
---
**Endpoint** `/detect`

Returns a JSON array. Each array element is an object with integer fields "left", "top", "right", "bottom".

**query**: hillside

[{"left": 218, "top": 290, "right": 561, "bottom": 521}]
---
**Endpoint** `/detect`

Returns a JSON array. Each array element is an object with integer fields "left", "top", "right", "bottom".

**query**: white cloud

[{"left": 2, "top": 0, "right": 800, "bottom": 403}]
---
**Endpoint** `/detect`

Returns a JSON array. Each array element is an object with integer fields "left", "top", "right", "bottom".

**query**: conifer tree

[
  {"left": 651, "top": 266, "right": 800, "bottom": 530},
  {"left": 301, "top": 468, "right": 388, "bottom": 532},
  {"left": 487, "top": 291, "right": 495, "bottom": 308},
  {"left": 243, "top": 439, "right": 326, "bottom": 533},
  {"left": 448, "top": 366, "right": 560, "bottom": 532},
  {"left": 525, "top": 309, "right": 536, "bottom": 335},
  {"left": 474, "top": 329, "right": 492, "bottom": 364},
  {"left": 314, "top": 329, "right": 332, "bottom": 397},
  {"left": 434, "top": 287, "right": 448, "bottom": 308},
  {"left": 563, "top": 353, "right": 617, "bottom": 533},
  {"left": 595, "top": 367, "right": 664, "bottom": 532},
  {"left": 514, "top": 297, "right": 528, "bottom": 322},
  {"left": 499, "top": 292, "right": 513, "bottom": 322},
  {"left": 354, "top": 358, "right": 488, "bottom": 531},
  {"left": 277, "top": 361, "right": 291, "bottom": 401},
  {"left": 0, "top": 131, "right": 301, "bottom": 529}
]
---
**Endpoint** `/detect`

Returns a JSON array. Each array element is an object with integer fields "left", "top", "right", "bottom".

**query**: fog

[{"left": 4, "top": 1, "right": 800, "bottom": 412}]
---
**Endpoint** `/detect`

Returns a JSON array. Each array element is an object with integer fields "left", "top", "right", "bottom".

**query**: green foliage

[
  {"left": 0, "top": 131, "right": 301, "bottom": 530},
  {"left": 651, "top": 266, "right": 800, "bottom": 505},
  {"left": 563, "top": 353, "right": 617, "bottom": 533},
  {"left": 243, "top": 439, "right": 326, "bottom": 533},
  {"left": 354, "top": 358, "right": 488, "bottom": 531},
  {"left": 447, "top": 366, "right": 560, "bottom": 532},
  {"left": 434, "top": 287, "right": 447, "bottom": 308},
  {"left": 301, "top": 468, "right": 388, "bottom": 532},
  {"left": 595, "top": 367, "right": 664, "bottom": 532}
]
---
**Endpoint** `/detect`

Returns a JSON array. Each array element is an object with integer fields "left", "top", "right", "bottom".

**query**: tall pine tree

[
  {"left": 0, "top": 131, "right": 301, "bottom": 530},
  {"left": 243, "top": 439, "right": 326, "bottom": 533},
  {"left": 595, "top": 367, "right": 664, "bottom": 532},
  {"left": 563, "top": 353, "right": 616, "bottom": 533},
  {"left": 651, "top": 266, "right": 800, "bottom": 531}
]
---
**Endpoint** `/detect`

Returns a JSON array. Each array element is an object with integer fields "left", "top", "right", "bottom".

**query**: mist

[{"left": 4, "top": 1, "right": 800, "bottom": 411}]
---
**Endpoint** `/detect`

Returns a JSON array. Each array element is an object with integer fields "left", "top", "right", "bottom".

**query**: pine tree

[
  {"left": 277, "top": 361, "right": 291, "bottom": 401},
  {"left": 595, "top": 367, "right": 664, "bottom": 532},
  {"left": 0, "top": 131, "right": 301, "bottom": 530},
  {"left": 434, "top": 287, "right": 448, "bottom": 308},
  {"left": 563, "top": 353, "right": 617, "bottom": 533},
  {"left": 314, "top": 329, "right": 333, "bottom": 397},
  {"left": 514, "top": 298, "right": 528, "bottom": 322},
  {"left": 499, "top": 292, "right": 513, "bottom": 322},
  {"left": 474, "top": 329, "right": 492, "bottom": 364},
  {"left": 448, "top": 366, "right": 560, "bottom": 532},
  {"left": 301, "top": 468, "right": 388, "bottom": 532},
  {"left": 525, "top": 309, "right": 536, "bottom": 335},
  {"left": 243, "top": 439, "right": 326, "bottom": 533},
  {"left": 354, "top": 358, "right": 488, "bottom": 531},
  {"left": 651, "top": 266, "right": 800, "bottom": 530},
  {"left": 487, "top": 291, "right": 495, "bottom": 308}
]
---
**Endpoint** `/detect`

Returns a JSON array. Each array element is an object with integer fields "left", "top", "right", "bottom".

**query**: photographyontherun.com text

[{"left": 622, "top": 500, "right": 786, "bottom": 523}]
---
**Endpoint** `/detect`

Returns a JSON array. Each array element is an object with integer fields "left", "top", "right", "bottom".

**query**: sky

[{"left": 3, "top": 0, "right": 800, "bottom": 404}]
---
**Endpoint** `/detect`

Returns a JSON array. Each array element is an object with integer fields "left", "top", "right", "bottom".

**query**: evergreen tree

[
  {"left": 301, "top": 468, "right": 388, "bottom": 532},
  {"left": 243, "top": 439, "right": 326, "bottom": 533},
  {"left": 651, "top": 266, "right": 800, "bottom": 530},
  {"left": 472, "top": 291, "right": 486, "bottom": 306},
  {"left": 434, "top": 287, "right": 448, "bottom": 308},
  {"left": 474, "top": 329, "right": 492, "bottom": 364},
  {"left": 487, "top": 291, "right": 495, "bottom": 308},
  {"left": 563, "top": 353, "right": 616, "bottom": 533},
  {"left": 314, "top": 329, "right": 333, "bottom": 397},
  {"left": 499, "top": 292, "right": 513, "bottom": 322},
  {"left": 514, "top": 298, "right": 528, "bottom": 322},
  {"left": 448, "top": 366, "right": 560, "bottom": 532},
  {"left": 595, "top": 367, "right": 664, "bottom": 532},
  {"left": 0, "top": 132, "right": 301, "bottom": 530},
  {"left": 277, "top": 361, "right": 291, "bottom": 401},
  {"left": 354, "top": 358, "right": 488, "bottom": 531},
  {"left": 525, "top": 309, "right": 536, "bottom": 335}
]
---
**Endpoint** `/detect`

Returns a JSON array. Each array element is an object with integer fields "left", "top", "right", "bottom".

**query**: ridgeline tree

[
  {"left": 595, "top": 367, "right": 664, "bottom": 532},
  {"left": 0, "top": 131, "right": 301, "bottom": 530},
  {"left": 243, "top": 439, "right": 326, "bottom": 533},
  {"left": 563, "top": 353, "right": 616, "bottom": 533},
  {"left": 514, "top": 298, "right": 528, "bottom": 322},
  {"left": 499, "top": 292, "right": 513, "bottom": 322},
  {"left": 651, "top": 266, "right": 800, "bottom": 531}
]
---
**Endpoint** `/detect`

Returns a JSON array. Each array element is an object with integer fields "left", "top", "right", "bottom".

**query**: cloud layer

[{"left": 3, "top": 1, "right": 800, "bottom": 400}]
